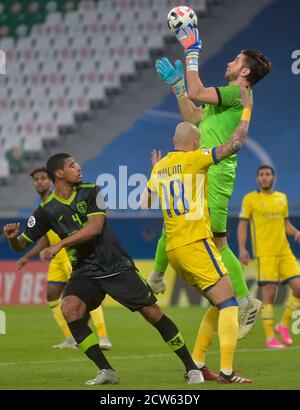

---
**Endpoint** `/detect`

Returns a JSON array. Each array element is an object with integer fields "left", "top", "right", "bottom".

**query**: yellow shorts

[
  {"left": 167, "top": 238, "right": 228, "bottom": 292},
  {"left": 47, "top": 259, "right": 72, "bottom": 284},
  {"left": 256, "top": 252, "right": 300, "bottom": 285}
]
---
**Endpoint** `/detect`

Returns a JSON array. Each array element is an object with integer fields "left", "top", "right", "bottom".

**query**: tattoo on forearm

[
  {"left": 231, "top": 138, "right": 242, "bottom": 152},
  {"left": 215, "top": 121, "right": 249, "bottom": 161}
]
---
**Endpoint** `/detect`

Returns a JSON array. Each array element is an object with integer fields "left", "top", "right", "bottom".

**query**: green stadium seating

[{"left": 0, "top": 0, "right": 82, "bottom": 38}]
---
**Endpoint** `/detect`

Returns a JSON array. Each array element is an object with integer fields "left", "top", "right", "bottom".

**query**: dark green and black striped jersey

[{"left": 22, "top": 183, "right": 136, "bottom": 278}]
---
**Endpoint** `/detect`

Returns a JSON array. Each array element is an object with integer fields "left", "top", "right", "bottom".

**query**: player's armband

[{"left": 241, "top": 108, "right": 252, "bottom": 122}]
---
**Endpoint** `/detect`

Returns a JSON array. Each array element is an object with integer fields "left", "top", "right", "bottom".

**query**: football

[{"left": 167, "top": 6, "right": 198, "bottom": 34}]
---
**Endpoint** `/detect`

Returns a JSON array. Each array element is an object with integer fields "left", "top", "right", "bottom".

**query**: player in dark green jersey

[
  {"left": 151, "top": 25, "right": 272, "bottom": 348},
  {"left": 3, "top": 153, "right": 204, "bottom": 385}
]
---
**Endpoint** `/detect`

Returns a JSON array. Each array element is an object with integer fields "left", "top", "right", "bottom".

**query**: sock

[
  {"left": 218, "top": 306, "right": 239, "bottom": 374},
  {"left": 83, "top": 311, "right": 90, "bottom": 323},
  {"left": 90, "top": 306, "right": 108, "bottom": 338},
  {"left": 261, "top": 304, "right": 274, "bottom": 340},
  {"left": 192, "top": 306, "right": 219, "bottom": 364},
  {"left": 220, "top": 245, "right": 249, "bottom": 300},
  {"left": 48, "top": 299, "right": 72, "bottom": 338},
  {"left": 239, "top": 295, "right": 253, "bottom": 310},
  {"left": 154, "top": 230, "right": 169, "bottom": 273},
  {"left": 280, "top": 294, "right": 300, "bottom": 326},
  {"left": 68, "top": 318, "right": 112, "bottom": 370},
  {"left": 153, "top": 314, "right": 197, "bottom": 372}
]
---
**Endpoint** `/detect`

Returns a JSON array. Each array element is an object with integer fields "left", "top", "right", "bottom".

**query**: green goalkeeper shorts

[{"left": 207, "top": 166, "right": 236, "bottom": 236}]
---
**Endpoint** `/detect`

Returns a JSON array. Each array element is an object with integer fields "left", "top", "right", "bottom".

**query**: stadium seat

[
  {"left": 45, "top": 11, "right": 63, "bottom": 26},
  {"left": 117, "top": 54, "right": 136, "bottom": 78},
  {"left": 79, "top": 0, "right": 97, "bottom": 11},
  {"left": 53, "top": 35, "right": 72, "bottom": 51},
  {"left": 62, "top": 71, "right": 81, "bottom": 86},
  {"left": 23, "top": 135, "right": 43, "bottom": 154},
  {"left": 18, "top": 111, "right": 36, "bottom": 124},
  {"left": 1, "top": 123, "right": 20, "bottom": 140},
  {"left": 79, "top": 9, "right": 100, "bottom": 25},
  {"left": 55, "top": 110, "right": 75, "bottom": 128},
  {"left": 1, "top": 112, "right": 18, "bottom": 128},
  {"left": 22, "top": 61, "right": 41, "bottom": 77},
  {"left": 136, "top": 8, "right": 154, "bottom": 25},
  {"left": 64, "top": 10, "right": 82, "bottom": 28},
  {"left": 0, "top": 37, "right": 15, "bottom": 51},
  {"left": 25, "top": 71, "right": 43, "bottom": 86},
  {"left": 146, "top": 32, "right": 164, "bottom": 51},
  {"left": 48, "top": 85, "right": 67, "bottom": 101},
  {"left": 34, "top": 36, "right": 54, "bottom": 53},
  {"left": 86, "top": 84, "right": 106, "bottom": 105},
  {"left": 67, "top": 85, "right": 90, "bottom": 115},
  {"left": 99, "top": 60, "right": 121, "bottom": 91},
  {"left": 2, "top": 137, "right": 21, "bottom": 155}
]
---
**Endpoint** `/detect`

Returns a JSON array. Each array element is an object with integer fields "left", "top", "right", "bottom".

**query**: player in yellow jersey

[
  {"left": 141, "top": 84, "right": 252, "bottom": 383},
  {"left": 17, "top": 167, "right": 112, "bottom": 350},
  {"left": 238, "top": 166, "right": 300, "bottom": 349}
]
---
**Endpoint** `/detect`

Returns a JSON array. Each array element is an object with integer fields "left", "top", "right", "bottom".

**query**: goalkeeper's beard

[
  {"left": 225, "top": 72, "right": 237, "bottom": 83},
  {"left": 225, "top": 67, "right": 244, "bottom": 83}
]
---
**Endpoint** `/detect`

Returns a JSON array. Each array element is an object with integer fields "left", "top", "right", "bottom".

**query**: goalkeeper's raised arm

[
  {"left": 176, "top": 25, "right": 220, "bottom": 105},
  {"left": 175, "top": 26, "right": 272, "bottom": 106},
  {"left": 155, "top": 57, "right": 203, "bottom": 125}
]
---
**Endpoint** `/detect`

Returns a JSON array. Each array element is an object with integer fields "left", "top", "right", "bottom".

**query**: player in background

[
  {"left": 141, "top": 84, "right": 252, "bottom": 383},
  {"left": 151, "top": 25, "right": 272, "bottom": 343},
  {"left": 16, "top": 167, "right": 112, "bottom": 350},
  {"left": 238, "top": 166, "right": 300, "bottom": 348},
  {"left": 3, "top": 154, "right": 203, "bottom": 386}
]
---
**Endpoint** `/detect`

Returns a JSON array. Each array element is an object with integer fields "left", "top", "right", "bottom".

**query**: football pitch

[{"left": 0, "top": 305, "right": 299, "bottom": 390}]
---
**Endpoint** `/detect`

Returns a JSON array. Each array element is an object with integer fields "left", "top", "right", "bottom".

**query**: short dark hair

[
  {"left": 241, "top": 49, "right": 272, "bottom": 86},
  {"left": 30, "top": 167, "right": 49, "bottom": 179},
  {"left": 46, "top": 153, "right": 71, "bottom": 182},
  {"left": 257, "top": 165, "right": 275, "bottom": 176}
]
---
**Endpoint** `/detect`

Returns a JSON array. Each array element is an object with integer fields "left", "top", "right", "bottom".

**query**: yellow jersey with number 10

[
  {"left": 147, "top": 149, "right": 217, "bottom": 251},
  {"left": 46, "top": 229, "right": 70, "bottom": 264}
]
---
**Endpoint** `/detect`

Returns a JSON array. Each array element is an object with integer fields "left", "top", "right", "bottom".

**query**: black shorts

[{"left": 63, "top": 269, "right": 157, "bottom": 312}]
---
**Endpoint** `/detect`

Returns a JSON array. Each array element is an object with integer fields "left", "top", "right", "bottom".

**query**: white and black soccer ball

[{"left": 167, "top": 6, "right": 197, "bottom": 34}]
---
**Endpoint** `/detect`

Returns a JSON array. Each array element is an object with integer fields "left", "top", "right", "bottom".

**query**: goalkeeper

[{"left": 150, "top": 25, "right": 272, "bottom": 340}]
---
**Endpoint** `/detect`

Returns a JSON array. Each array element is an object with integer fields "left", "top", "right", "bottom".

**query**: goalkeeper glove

[
  {"left": 147, "top": 271, "right": 167, "bottom": 294},
  {"left": 176, "top": 25, "right": 202, "bottom": 72},
  {"left": 155, "top": 57, "right": 187, "bottom": 100}
]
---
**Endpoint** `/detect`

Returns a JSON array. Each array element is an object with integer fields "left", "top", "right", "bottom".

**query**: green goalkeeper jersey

[{"left": 199, "top": 84, "right": 252, "bottom": 169}]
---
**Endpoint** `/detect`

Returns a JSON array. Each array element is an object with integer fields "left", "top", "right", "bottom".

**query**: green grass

[{"left": 0, "top": 306, "right": 299, "bottom": 390}]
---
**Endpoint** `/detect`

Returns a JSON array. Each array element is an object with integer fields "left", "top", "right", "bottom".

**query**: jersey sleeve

[
  {"left": 22, "top": 206, "right": 51, "bottom": 244},
  {"left": 239, "top": 194, "right": 253, "bottom": 220},
  {"left": 284, "top": 194, "right": 289, "bottom": 219},
  {"left": 147, "top": 166, "right": 159, "bottom": 194},
  {"left": 87, "top": 186, "right": 107, "bottom": 217},
  {"left": 216, "top": 85, "right": 241, "bottom": 108},
  {"left": 192, "top": 148, "right": 216, "bottom": 171}
]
